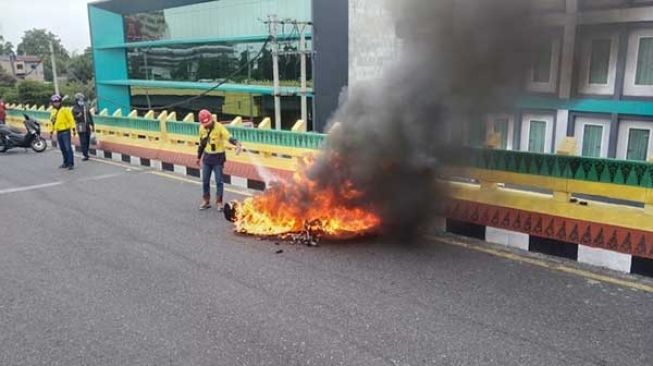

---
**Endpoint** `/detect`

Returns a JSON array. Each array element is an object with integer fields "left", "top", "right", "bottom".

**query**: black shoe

[
  {"left": 58, "top": 164, "right": 67, "bottom": 169},
  {"left": 67, "top": 166, "right": 74, "bottom": 170},
  {"left": 82, "top": 156, "right": 89, "bottom": 161}
]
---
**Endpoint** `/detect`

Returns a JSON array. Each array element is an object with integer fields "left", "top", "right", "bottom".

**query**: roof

[
  {"left": 0, "top": 55, "right": 41, "bottom": 63},
  {"left": 90, "top": 0, "right": 215, "bottom": 15},
  {"left": 16, "top": 56, "right": 41, "bottom": 63}
]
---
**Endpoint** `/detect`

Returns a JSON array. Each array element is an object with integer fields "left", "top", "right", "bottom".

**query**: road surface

[{"left": 1, "top": 149, "right": 652, "bottom": 366}]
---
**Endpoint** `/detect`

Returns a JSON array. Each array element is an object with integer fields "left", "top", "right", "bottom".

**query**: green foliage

[
  {"left": 0, "top": 86, "right": 18, "bottom": 103},
  {"left": 60, "top": 81, "right": 96, "bottom": 102},
  {"left": 17, "top": 29, "right": 70, "bottom": 82},
  {"left": 0, "top": 35, "right": 14, "bottom": 55},
  {"left": 16, "top": 80, "right": 54, "bottom": 106},
  {"left": 67, "top": 48, "right": 94, "bottom": 84},
  {"left": 0, "top": 67, "right": 16, "bottom": 87}
]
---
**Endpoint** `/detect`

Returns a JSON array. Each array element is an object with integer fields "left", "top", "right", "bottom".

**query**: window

[
  {"left": 521, "top": 114, "right": 554, "bottom": 153},
  {"left": 623, "top": 29, "right": 653, "bottom": 96},
  {"left": 589, "top": 39, "right": 611, "bottom": 84},
  {"left": 578, "top": 32, "right": 618, "bottom": 95},
  {"left": 627, "top": 129, "right": 650, "bottom": 161},
  {"left": 486, "top": 114, "right": 514, "bottom": 150},
  {"left": 527, "top": 38, "right": 561, "bottom": 93},
  {"left": 533, "top": 44, "right": 552, "bottom": 83},
  {"left": 528, "top": 121, "right": 547, "bottom": 153},
  {"left": 494, "top": 119, "right": 510, "bottom": 149},
  {"left": 635, "top": 38, "right": 653, "bottom": 85},
  {"left": 575, "top": 117, "right": 610, "bottom": 158},
  {"left": 124, "top": 0, "right": 311, "bottom": 42},
  {"left": 617, "top": 121, "right": 653, "bottom": 161},
  {"left": 126, "top": 42, "right": 313, "bottom": 83},
  {"left": 580, "top": 0, "right": 629, "bottom": 10},
  {"left": 532, "top": 0, "right": 566, "bottom": 11},
  {"left": 582, "top": 125, "right": 603, "bottom": 157}
]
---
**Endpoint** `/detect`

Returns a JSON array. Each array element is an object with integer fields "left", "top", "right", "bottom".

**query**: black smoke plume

[{"left": 308, "top": 0, "right": 544, "bottom": 238}]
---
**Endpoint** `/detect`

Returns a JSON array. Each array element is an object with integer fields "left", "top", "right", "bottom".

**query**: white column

[
  {"left": 555, "top": 109, "right": 570, "bottom": 152},
  {"left": 559, "top": 0, "right": 578, "bottom": 99}
]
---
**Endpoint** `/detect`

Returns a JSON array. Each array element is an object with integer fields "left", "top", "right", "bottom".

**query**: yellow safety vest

[
  {"left": 50, "top": 107, "right": 75, "bottom": 132},
  {"left": 199, "top": 122, "right": 231, "bottom": 154}
]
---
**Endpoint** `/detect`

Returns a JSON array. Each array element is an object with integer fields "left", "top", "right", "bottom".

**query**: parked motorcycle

[{"left": 0, "top": 114, "right": 47, "bottom": 153}]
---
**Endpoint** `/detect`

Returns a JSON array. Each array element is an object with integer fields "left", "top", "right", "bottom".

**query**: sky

[{"left": 0, "top": 0, "right": 94, "bottom": 54}]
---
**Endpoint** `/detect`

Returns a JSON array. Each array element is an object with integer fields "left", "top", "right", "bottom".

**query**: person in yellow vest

[
  {"left": 196, "top": 109, "right": 242, "bottom": 210},
  {"left": 49, "top": 95, "right": 76, "bottom": 170}
]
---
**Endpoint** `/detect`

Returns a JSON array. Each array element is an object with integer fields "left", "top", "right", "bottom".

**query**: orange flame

[{"left": 234, "top": 155, "right": 381, "bottom": 239}]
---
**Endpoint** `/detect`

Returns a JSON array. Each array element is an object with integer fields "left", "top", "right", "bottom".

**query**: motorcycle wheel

[
  {"left": 31, "top": 137, "right": 47, "bottom": 153},
  {"left": 0, "top": 139, "right": 7, "bottom": 153}
]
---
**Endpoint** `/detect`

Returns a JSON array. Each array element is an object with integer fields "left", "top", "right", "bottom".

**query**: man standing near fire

[{"left": 196, "top": 109, "right": 242, "bottom": 211}]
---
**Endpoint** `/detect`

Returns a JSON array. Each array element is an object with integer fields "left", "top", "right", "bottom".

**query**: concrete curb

[{"left": 441, "top": 218, "right": 653, "bottom": 279}]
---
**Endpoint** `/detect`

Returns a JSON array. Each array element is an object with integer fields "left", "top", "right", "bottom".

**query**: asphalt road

[{"left": 1, "top": 148, "right": 652, "bottom": 366}]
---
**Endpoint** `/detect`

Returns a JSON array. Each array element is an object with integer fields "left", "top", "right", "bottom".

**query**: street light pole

[
  {"left": 270, "top": 15, "right": 282, "bottom": 130},
  {"left": 299, "top": 23, "right": 308, "bottom": 126},
  {"left": 49, "top": 42, "right": 60, "bottom": 96}
]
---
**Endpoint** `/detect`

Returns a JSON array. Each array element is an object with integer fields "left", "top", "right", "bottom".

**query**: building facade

[
  {"left": 0, "top": 55, "right": 45, "bottom": 82},
  {"left": 348, "top": 0, "right": 653, "bottom": 162},
  {"left": 88, "top": 0, "right": 349, "bottom": 131}
]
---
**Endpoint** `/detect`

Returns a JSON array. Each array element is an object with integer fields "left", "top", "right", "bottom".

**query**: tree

[
  {"left": 61, "top": 81, "right": 96, "bottom": 103},
  {"left": 17, "top": 29, "right": 70, "bottom": 82},
  {"left": 0, "top": 66, "right": 17, "bottom": 87},
  {"left": 16, "top": 80, "right": 53, "bottom": 106},
  {"left": 67, "top": 48, "right": 94, "bottom": 84},
  {"left": 0, "top": 35, "right": 14, "bottom": 55}
]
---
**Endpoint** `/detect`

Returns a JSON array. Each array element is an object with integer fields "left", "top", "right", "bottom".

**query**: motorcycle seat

[{"left": 0, "top": 125, "right": 23, "bottom": 135}]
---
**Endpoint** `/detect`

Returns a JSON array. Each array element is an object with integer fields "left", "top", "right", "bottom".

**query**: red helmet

[{"left": 198, "top": 109, "right": 213, "bottom": 127}]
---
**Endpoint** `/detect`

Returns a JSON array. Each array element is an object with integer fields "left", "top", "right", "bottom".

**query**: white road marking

[
  {"left": 0, "top": 182, "right": 63, "bottom": 195},
  {"left": 150, "top": 171, "right": 254, "bottom": 197}
]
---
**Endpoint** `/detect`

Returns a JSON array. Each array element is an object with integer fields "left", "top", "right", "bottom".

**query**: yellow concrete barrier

[
  {"left": 258, "top": 118, "right": 272, "bottom": 129},
  {"left": 183, "top": 113, "right": 195, "bottom": 123},
  {"left": 291, "top": 120, "right": 307, "bottom": 133}
]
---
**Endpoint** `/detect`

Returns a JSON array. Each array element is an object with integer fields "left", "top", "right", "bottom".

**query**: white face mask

[{"left": 77, "top": 100, "right": 85, "bottom": 107}]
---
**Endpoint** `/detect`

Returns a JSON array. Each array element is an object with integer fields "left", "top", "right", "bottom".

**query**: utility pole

[
  {"left": 49, "top": 42, "right": 60, "bottom": 96},
  {"left": 299, "top": 23, "right": 309, "bottom": 126},
  {"left": 265, "top": 16, "right": 312, "bottom": 130},
  {"left": 269, "top": 15, "right": 282, "bottom": 130},
  {"left": 247, "top": 46, "right": 254, "bottom": 124}
]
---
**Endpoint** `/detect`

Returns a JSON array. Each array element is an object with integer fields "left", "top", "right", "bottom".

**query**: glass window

[
  {"left": 589, "top": 39, "right": 611, "bottom": 85},
  {"left": 580, "top": 0, "right": 628, "bottom": 10},
  {"left": 635, "top": 38, "right": 653, "bottom": 85},
  {"left": 533, "top": 42, "right": 553, "bottom": 83},
  {"left": 528, "top": 120, "right": 547, "bottom": 153},
  {"left": 124, "top": 0, "right": 312, "bottom": 43},
  {"left": 493, "top": 118, "right": 510, "bottom": 149},
  {"left": 626, "top": 128, "right": 650, "bottom": 161},
  {"left": 126, "top": 42, "right": 313, "bottom": 84},
  {"left": 581, "top": 124, "right": 603, "bottom": 157}
]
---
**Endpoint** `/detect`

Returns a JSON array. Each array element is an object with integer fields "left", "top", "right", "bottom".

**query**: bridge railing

[
  {"left": 9, "top": 104, "right": 653, "bottom": 207},
  {"left": 6, "top": 104, "right": 326, "bottom": 161},
  {"left": 443, "top": 146, "right": 653, "bottom": 208}
]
